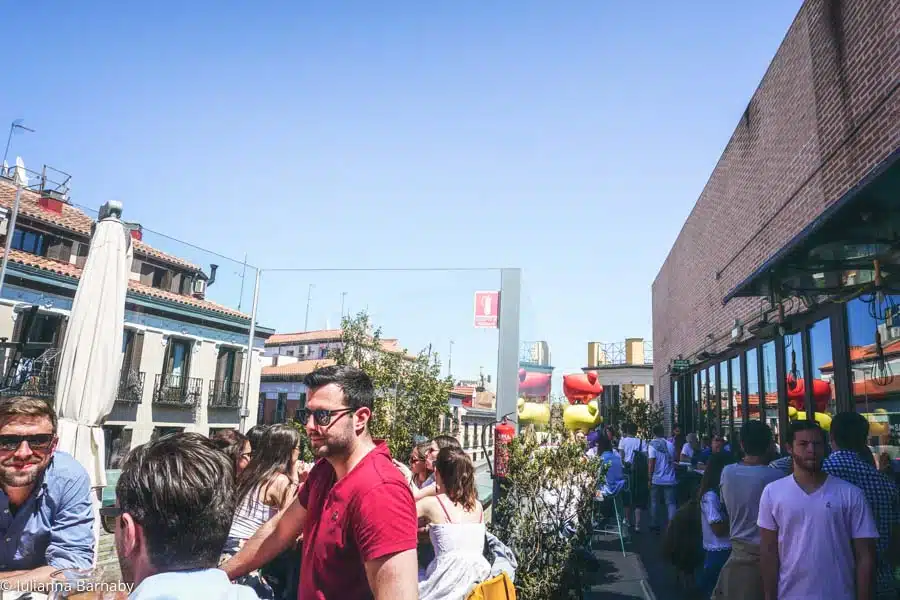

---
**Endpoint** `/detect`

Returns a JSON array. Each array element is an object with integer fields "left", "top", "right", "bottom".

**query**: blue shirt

[
  {"left": 0, "top": 451, "right": 94, "bottom": 571},
  {"left": 129, "top": 568, "right": 260, "bottom": 600},
  {"left": 599, "top": 450, "right": 626, "bottom": 496}
]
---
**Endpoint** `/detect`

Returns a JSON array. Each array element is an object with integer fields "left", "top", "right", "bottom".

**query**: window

[
  {"left": 13, "top": 312, "right": 66, "bottom": 359},
  {"left": 257, "top": 393, "right": 265, "bottom": 425},
  {"left": 809, "top": 319, "right": 835, "bottom": 418},
  {"left": 11, "top": 228, "right": 46, "bottom": 255},
  {"left": 730, "top": 355, "right": 742, "bottom": 436},
  {"left": 122, "top": 329, "right": 144, "bottom": 373},
  {"left": 761, "top": 341, "right": 778, "bottom": 443},
  {"left": 286, "top": 350, "right": 295, "bottom": 357},
  {"left": 103, "top": 426, "right": 132, "bottom": 469},
  {"left": 215, "top": 347, "right": 242, "bottom": 387},
  {"left": 463, "top": 423, "right": 470, "bottom": 448},
  {"left": 276, "top": 393, "right": 287, "bottom": 423},
  {"left": 140, "top": 262, "right": 173, "bottom": 291},
  {"left": 162, "top": 338, "right": 191, "bottom": 385},
  {"left": 151, "top": 426, "right": 183, "bottom": 441},
  {"left": 746, "top": 347, "right": 760, "bottom": 418}
]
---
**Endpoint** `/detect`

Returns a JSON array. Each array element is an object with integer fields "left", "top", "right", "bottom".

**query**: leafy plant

[
  {"left": 491, "top": 421, "right": 602, "bottom": 600},
  {"left": 608, "top": 387, "right": 663, "bottom": 439},
  {"left": 327, "top": 312, "right": 452, "bottom": 463}
]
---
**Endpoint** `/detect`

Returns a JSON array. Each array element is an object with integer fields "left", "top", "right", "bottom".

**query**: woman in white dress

[{"left": 418, "top": 447, "right": 491, "bottom": 599}]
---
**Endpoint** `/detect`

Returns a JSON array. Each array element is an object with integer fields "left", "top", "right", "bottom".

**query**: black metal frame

[
  {"left": 117, "top": 371, "right": 145, "bottom": 404},
  {"left": 208, "top": 379, "right": 243, "bottom": 409},
  {"left": 153, "top": 374, "right": 202, "bottom": 407}
]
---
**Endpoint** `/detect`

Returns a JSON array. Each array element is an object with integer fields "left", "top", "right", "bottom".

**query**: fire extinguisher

[{"left": 492, "top": 417, "right": 516, "bottom": 479}]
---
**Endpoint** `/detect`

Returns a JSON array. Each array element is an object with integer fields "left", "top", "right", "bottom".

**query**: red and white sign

[{"left": 473, "top": 291, "right": 500, "bottom": 328}]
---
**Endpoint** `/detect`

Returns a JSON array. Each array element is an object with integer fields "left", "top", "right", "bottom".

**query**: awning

[{"left": 723, "top": 147, "right": 900, "bottom": 305}]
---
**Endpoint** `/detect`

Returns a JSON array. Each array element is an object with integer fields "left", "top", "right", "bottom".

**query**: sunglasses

[
  {"left": 296, "top": 408, "right": 354, "bottom": 427},
  {"left": 99, "top": 506, "right": 123, "bottom": 534},
  {"left": 0, "top": 434, "right": 55, "bottom": 452}
]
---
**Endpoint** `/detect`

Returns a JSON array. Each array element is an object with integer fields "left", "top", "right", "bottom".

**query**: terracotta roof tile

[
  {"left": 262, "top": 358, "right": 336, "bottom": 379},
  {"left": 451, "top": 385, "right": 476, "bottom": 396},
  {"left": 0, "top": 179, "right": 200, "bottom": 272},
  {"left": 2, "top": 248, "right": 248, "bottom": 320},
  {"left": 266, "top": 330, "right": 343, "bottom": 346}
]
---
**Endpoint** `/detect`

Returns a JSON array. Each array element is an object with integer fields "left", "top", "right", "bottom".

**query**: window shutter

[
  {"left": 130, "top": 331, "right": 144, "bottom": 372},
  {"left": 232, "top": 351, "right": 244, "bottom": 385},
  {"left": 170, "top": 272, "right": 181, "bottom": 294},
  {"left": 75, "top": 243, "right": 89, "bottom": 268},
  {"left": 11, "top": 313, "right": 24, "bottom": 343},
  {"left": 55, "top": 318, "right": 68, "bottom": 349}
]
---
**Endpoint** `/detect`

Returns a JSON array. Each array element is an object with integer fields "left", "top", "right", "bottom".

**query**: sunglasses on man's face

[
  {"left": 99, "top": 506, "right": 123, "bottom": 534},
  {"left": 0, "top": 434, "right": 55, "bottom": 452},
  {"left": 296, "top": 408, "right": 354, "bottom": 427}
]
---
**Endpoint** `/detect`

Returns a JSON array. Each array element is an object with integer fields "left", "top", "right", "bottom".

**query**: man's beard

[
  {"left": 0, "top": 460, "right": 45, "bottom": 487},
  {"left": 311, "top": 431, "right": 353, "bottom": 459}
]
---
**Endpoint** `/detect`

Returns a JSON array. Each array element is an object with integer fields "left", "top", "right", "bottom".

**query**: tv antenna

[{"left": 3, "top": 120, "right": 35, "bottom": 169}]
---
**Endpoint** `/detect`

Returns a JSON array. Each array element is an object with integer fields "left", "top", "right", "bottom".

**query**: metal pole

[
  {"left": 493, "top": 268, "right": 521, "bottom": 509},
  {"left": 0, "top": 182, "right": 23, "bottom": 298},
  {"left": 341, "top": 292, "right": 347, "bottom": 320},
  {"left": 239, "top": 268, "right": 262, "bottom": 433},
  {"left": 304, "top": 283, "right": 313, "bottom": 331},
  {"left": 237, "top": 253, "right": 248, "bottom": 311},
  {"left": 448, "top": 340, "right": 454, "bottom": 379}
]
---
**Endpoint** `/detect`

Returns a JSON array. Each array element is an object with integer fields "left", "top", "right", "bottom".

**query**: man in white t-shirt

[
  {"left": 617, "top": 423, "right": 645, "bottom": 531},
  {"left": 647, "top": 425, "right": 676, "bottom": 533},
  {"left": 618, "top": 423, "right": 643, "bottom": 465},
  {"left": 758, "top": 420, "right": 877, "bottom": 600}
]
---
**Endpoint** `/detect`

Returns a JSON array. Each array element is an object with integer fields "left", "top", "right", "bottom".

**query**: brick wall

[{"left": 651, "top": 0, "right": 900, "bottom": 426}]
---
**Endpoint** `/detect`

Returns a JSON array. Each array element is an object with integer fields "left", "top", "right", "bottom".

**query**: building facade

[
  {"left": 652, "top": 0, "right": 899, "bottom": 457},
  {"left": 0, "top": 169, "right": 273, "bottom": 467},
  {"left": 584, "top": 338, "right": 654, "bottom": 422}
]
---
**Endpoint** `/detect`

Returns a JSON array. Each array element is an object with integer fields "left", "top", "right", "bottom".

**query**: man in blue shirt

[
  {"left": 101, "top": 432, "right": 258, "bottom": 599},
  {"left": 0, "top": 395, "right": 94, "bottom": 587}
]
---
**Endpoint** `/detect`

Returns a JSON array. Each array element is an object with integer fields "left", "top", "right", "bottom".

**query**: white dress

[{"left": 418, "top": 497, "right": 492, "bottom": 600}]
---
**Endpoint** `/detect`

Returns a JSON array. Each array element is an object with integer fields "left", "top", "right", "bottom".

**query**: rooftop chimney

[
  {"left": 39, "top": 190, "right": 66, "bottom": 214},
  {"left": 208, "top": 264, "right": 218, "bottom": 287}
]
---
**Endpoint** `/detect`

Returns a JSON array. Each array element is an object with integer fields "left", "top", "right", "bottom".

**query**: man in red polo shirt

[{"left": 223, "top": 365, "right": 418, "bottom": 599}]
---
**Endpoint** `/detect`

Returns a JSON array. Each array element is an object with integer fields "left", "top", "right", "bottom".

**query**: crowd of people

[
  {"left": 0, "top": 365, "right": 516, "bottom": 599},
  {"left": 589, "top": 415, "right": 900, "bottom": 600}
]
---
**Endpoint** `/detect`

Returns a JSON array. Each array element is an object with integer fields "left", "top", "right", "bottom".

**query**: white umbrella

[{"left": 54, "top": 204, "right": 133, "bottom": 490}]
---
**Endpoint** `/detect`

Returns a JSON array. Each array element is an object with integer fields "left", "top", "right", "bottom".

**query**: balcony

[
  {"left": 208, "top": 379, "right": 243, "bottom": 409},
  {"left": 1, "top": 355, "right": 57, "bottom": 399},
  {"left": 153, "top": 374, "right": 202, "bottom": 407},
  {"left": 117, "top": 371, "right": 145, "bottom": 404}
]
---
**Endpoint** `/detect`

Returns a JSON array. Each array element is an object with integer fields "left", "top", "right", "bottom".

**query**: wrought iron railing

[
  {"left": 208, "top": 379, "right": 243, "bottom": 409},
  {"left": 0, "top": 350, "right": 58, "bottom": 399},
  {"left": 153, "top": 374, "right": 202, "bottom": 407},
  {"left": 117, "top": 371, "right": 145, "bottom": 404}
]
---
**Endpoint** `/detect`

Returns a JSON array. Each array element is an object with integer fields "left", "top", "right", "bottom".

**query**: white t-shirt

[
  {"left": 647, "top": 438, "right": 676, "bottom": 485},
  {"left": 617, "top": 436, "right": 643, "bottom": 464},
  {"left": 700, "top": 490, "right": 731, "bottom": 551},
  {"left": 680, "top": 443, "right": 694, "bottom": 461},
  {"left": 757, "top": 474, "right": 879, "bottom": 600},
  {"left": 720, "top": 463, "right": 785, "bottom": 545}
]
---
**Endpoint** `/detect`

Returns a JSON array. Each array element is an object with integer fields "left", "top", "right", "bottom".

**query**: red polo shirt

[{"left": 297, "top": 440, "right": 417, "bottom": 600}]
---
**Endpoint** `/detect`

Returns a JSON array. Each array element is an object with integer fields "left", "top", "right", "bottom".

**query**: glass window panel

[
  {"left": 761, "top": 341, "right": 779, "bottom": 445},
  {"left": 784, "top": 330, "right": 804, "bottom": 411},
  {"left": 729, "top": 356, "right": 740, "bottom": 433},
  {"left": 699, "top": 369, "right": 708, "bottom": 435},
  {"left": 809, "top": 318, "right": 835, "bottom": 420},
  {"left": 746, "top": 347, "right": 760, "bottom": 419},
  {"left": 716, "top": 363, "right": 727, "bottom": 434}
]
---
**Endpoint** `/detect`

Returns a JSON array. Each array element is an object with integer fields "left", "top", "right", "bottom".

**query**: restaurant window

[
  {"left": 715, "top": 363, "right": 726, "bottom": 434},
  {"left": 809, "top": 318, "right": 835, "bottom": 420},
  {"left": 761, "top": 341, "right": 779, "bottom": 445},
  {"left": 846, "top": 296, "right": 899, "bottom": 462},
  {"left": 730, "top": 355, "right": 742, "bottom": 438},
  {"left": 698, "top": 369, "right": 708, "bottom": 435},
  {"left": 746, "top": 347, "right": 760, "bottom": 419}
]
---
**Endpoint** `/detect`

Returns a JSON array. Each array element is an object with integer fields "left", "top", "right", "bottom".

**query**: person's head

[
  {"left": 787, "top": 420, "right": 826, "bottom": 473},
  {"left": 699, "top": 452, "right": 733, "bottom": 496},
  {"left": 686, "top": 433, "right": 699, "bottom": 448},
  {"left": 829, "top": 411, "right": 869, "bottom": 452},
  {"left": 574, "top": 431, "right": 586, "bottom": 444},
  {"left": 410, "top": 443, "right": 430, "bottom": 477},
  {"left": 210, "top": 429, "right": 249, "bottom": 478},
  {"left": 711, "top": 433, "right": 725, "bottom": 454},
  {"left": 427, "top": 434, "right": 462, "bottom": 469},
  {"left": 0, "top": 397, "right": 58, "bottom": 489},
  {"left": 652, "top": 425, "right": 665, "bottom": 439},
  {"left": 301, "top": 366, "right": 375, "bottom": 460},
  {"left": 245, "top": 425, "right": 268, "bottom": 450},
  {"left": 673, "top": 424, "right": 683, "bottom": 436},
  {"left": 596, "top": 433, "right": 613, "bottom": 454},
  {"left": 109, "top": 433, "right": 235, "bottom": 586},
  {"left": 236, "top": 424, "right": 300, "bottom": 506},
  {"left": 740, "top": 420, "right": 773, "bottom": 458},
  {"left": 434, "top": 447, "right": 477, "bottom": 511},
  {"left": 701, "top": 435, "right": 711, "bottom": 448},
  {"left": 625, "top": 423, "right": 638, "bottom": 436}
]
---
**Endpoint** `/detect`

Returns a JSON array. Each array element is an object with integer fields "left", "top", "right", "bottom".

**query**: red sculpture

[
  {"left": 562, "top": 372, "right": 604, "bottom": 405},
  {"left": 785, "top": 374, "right": 832, "bottom": 413},
  {"left": 518, "top": 368, "right": 551, "bottom": 397}
]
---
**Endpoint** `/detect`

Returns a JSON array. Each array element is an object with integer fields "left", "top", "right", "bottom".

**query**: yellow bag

[{"left": 466, "top": 572, "right": 517, "bottom": 600}]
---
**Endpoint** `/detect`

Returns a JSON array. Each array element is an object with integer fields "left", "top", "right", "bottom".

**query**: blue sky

[{"left": 2, "top": 0, "right": 803, "bottom": 390}]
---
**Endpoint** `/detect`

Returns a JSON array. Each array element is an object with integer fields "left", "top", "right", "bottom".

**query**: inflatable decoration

[
  {"left": 562, "top": 372, "right": 604, "bottom": 405},
  {"left": 518, "top": 368, "right": 552, "bottom": 397},
  {"left": 863, "top": 408, "right": 890, "bottom": 437},
  {"left": 785, "top": 374, "right": 831, "bottom": 413},
  {"left": 787, "top": 406, "right": 832, "bottom": 431},
  {"left": 517, "top": 397, "right": 551, "bottom": 425},
  {"left": 563, "top": 399, "right": 602, "bottom": 432}
]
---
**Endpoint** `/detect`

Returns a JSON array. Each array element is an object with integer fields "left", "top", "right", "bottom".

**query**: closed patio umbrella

[{"left": 54, "top": 202, "right": 133, "bottom": 490}]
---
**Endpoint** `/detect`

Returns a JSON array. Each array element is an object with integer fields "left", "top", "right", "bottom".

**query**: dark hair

[
  {"left": 303, "top": 365, "right": 374, "bottom": 411},
  {"left": 596, "top": 434, "right": 613, "bottom": 454},
  {"left": 0, "top": 396, "right": 57, "bottom": 433},
  {"left": 699, "top": 452, "right": 733, "bottom": 497},
  {"left": 787, "top": 420, "right": 825, "bottom": 446},
  {"left": 116, "top": 433, "right": 235, "bottom": 571},
  {"left": 435, "top": 447, "right": 477, "bottom": 511},
  {"left": 246, "top": 425, "right": 268, "bottom": 450},
  {"left": 210, "top": 429, "right": 247, "bottom": 477},
  {"left": 652, "top": 425, "right": 665, "bottom": 438},
  {"left": 829, "top": 412, "right": 869, "bottom": 451},
  {"left": 236, "top": 424, "right": 300, "bottom": 509},
  {"left": 625, "top": 423, "right": 638, "bottom": 436},
  {"left": 433, "top": 435, "right": 462, "bottom": 451},
  {"left": 740, "top": 420, "right": 772, "bottom": 456}
]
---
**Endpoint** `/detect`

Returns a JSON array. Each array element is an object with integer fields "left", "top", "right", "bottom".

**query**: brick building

[{"left": 652, "top": 0, "right": 899, "bottom": 453}]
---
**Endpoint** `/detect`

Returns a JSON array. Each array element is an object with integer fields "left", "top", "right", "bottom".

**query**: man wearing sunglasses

[
  {"left": 0, "top": 396, "right": 94, "bottom": 587},
  {"left": 223, "top": 365, "right": 418, "bottom": 600}
]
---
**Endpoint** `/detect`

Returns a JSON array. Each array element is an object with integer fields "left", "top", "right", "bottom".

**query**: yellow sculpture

[
  {"left": 517, "top": 397, "right": 550, "bottom": 425},
  {"left": 562, "top": 399, "right": 602, "bottom": 432},
  {"left": 787, "top": 406, "right": 832, "bottom": 431}
]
